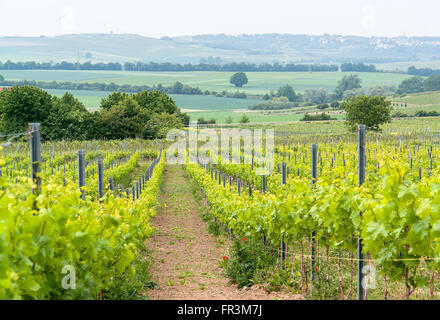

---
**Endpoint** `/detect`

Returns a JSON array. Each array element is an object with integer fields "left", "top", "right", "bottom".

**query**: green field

[
  {"left": 187, "top": 110, "right": 345, "bottom": 124},
  {"left": 46, "top": 89, "right": 260, "bottom": 112},
  {"left": 394, "top": 91, "right": 440, "bottom": 105},
  {"left": 392, "top": 91, "right": 440, "bottom": 116},
  {"left": 0, "top": 70, "right": 410, "bottom": 95},
  {"left": 4, "top": 68, "right": 439, "bottom": 124}
]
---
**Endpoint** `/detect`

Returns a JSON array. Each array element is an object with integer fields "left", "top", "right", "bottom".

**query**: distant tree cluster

[
  {"left": 397, "top": 75, "right": 440, "bottom": 94},
  {"left": 197, "top": 118, "right": 216, "bottom": 125},
  {"left": 248, "top": 97, "right": 299, "bottom": 110},
  {"left": 0, "top": 86, "right": 188, "bottom": 140},
  {"left": 334, "top": 74, "right": 362, "bottom": 100},
  {"left": 0, "top": 79, "right": 247, "bottom": 99},
  {"left": 393, "top": 110, "right": 440, "bottom": 118},
  {"left": 407, "top": 66, "right": 440, "bottom": 77},
  {"left": 303, "top": 88, "right": 330, "bottom": 104},
  {"left": 0, "top": 60, "right": 340, "bottom": 72},
  {"left": 340, "top": 63, "right": 376, "bottom": 72},
  {"left": 301, "top": 113, "right": 335, "bottom": 121}
]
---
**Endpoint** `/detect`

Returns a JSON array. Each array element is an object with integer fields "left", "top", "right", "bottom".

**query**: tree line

[
  {"left": 407, "top": 66, "right": 440, "bottom": 77},
  {"left": 0, "top": 79, "right": 248, "bottom": 99},
  {"left": 0, "top": 60, "right": 342, "bottom": 72},
  {"left": 0, "top": 86, "right": 189, "bottom": 141},
  {"left": 340, "top": 63, "right": 376, "bottom": 72},
  {"left": 397, "top": 74, "right": 440, "bottom": 94}
]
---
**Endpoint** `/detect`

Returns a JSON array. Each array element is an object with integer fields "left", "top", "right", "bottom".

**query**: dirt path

[{"left": 145, "top": 165, "right": 302, "bottom": 300}]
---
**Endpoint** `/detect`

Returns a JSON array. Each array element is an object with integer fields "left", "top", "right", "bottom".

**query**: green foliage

[
  {"left": 145, "top": 112, "right": 184, "bottom": 139},
  {"left": 414, "top": 110, "right": 440, "bottom": 117},
  {"left": 342, "top": 95, "right": 392, "bottom": 131},
  {"left": 397, "top": 76, "right": 425, "bottom": 94},
  {"left": 0, "top": 150, "right": 166, "bottom": 299},
  {"left": 222, "top": 239, "right": 277, "bottom": 289},
  {"left": 334, "top": 74, "right": 362, "bottom": 99},
  {"left": 276, "top": 85, "right": 298, "bottom": 102},
  {"left": 316, "top": 104, "right": 329, "bottom": 110},
  {"left": 197, "top": 118, "right": 216, "bottom": 125},
  {"left": 301, "top": 113, "right": 334, "bottom": 121},
  {"left": 103, "top": 247, "right": 156, "bottom": 300},
  {"left": 100, "top": 92, "right": 130, "bottom": 110},
  {"left": 424, "top": 75, "right": 440, "bottom": 92},
  {"left": 248, "top": 96, "right": 298, "bottom": 110},
  {"left": 225, "top": 116, "right": 233, "bottom": 124},
  {"left": 0, "top": 86, "right": 53, "bottom": 136},
  {"left": 98, "top": 97, "right": 147, "bottom": 139},
  {"left": 230, "top": 72, "right": 248, "bottom": 88},
  {"left": 342, "top": 88, "right": 365, "bottom": 100},
  {"left": 304, "top": 88, "right": 329, "bottom": 104},
  {"left": 367, "top": 85, "right": 396, "bottom": 97},
  {"left": 207, "top": 221, "right": 221, "bottom": 237},
  {"left": 239, "top": 114, "right": 250, "bottom": 123},
  {"left": 0, "top": 86, "right": 185, "bottom": 140},
  {"left": 134, "top": 90, "right": 179, "bottom": 115}
]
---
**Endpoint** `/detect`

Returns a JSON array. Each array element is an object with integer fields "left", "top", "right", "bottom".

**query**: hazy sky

[{"left": 0, "top": 0, "right": 438, "bottom": 38}]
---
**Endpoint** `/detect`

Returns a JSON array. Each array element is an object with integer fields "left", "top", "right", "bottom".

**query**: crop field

[
  {"left": 0, "top": 70, "right": 410, "bottom": 94},
  {"left": 45, "top": 89, "right": 260, "bottom": 112}
]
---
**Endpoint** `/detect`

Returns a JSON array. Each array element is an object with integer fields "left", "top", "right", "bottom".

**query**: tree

[
  {"left": 342, "top": 88, "right": 365, "bottom": 100},
  {"left": 276, "top": 85, "right": 298, "bottom": 102},
  {"left": 397, "top": 77, "right": 425, "bottom": 94},
  {"left": 100, "top": 92, "right": 129, "bottom": 110},
  {"left": 134, "top": 90, "right": 179, "bottom": 116},
  {"left": 304, "top": 88, "right": 329, "bottom": 104},
  {"left": 145, "top": 113, "right": 184, "bottom": 139},
  {"left": 424, "top": 75, "right": 440, "bottom": 92},
  {"left": 0, "top": 74, "right": 4, "bottom": 81},
  {"left": 334, "top": 74, "right": 362, "bottom": 99},
  {"left": 341, "top": 95, "right": 392, "bottom": 132},
  {"left": 225, "top": 116, "right": 233, "bottom": 124},
  {"left": 230, "top": 72, "right": 248, "bottom": 88},
  {"left": 367, "top": 85, "right": 396, "bottom": 97},
  {"left": 98, "top": 97, "right": 148, "bottom": 139},
  {"left": 239, "top": 114, "right": 250, "bottom": 123},
  {"left": 0, "top": 86, "right": 54, "bottom": 136},
  {"left": 171, "top": 81, "right": 184, "bottom": 94}
]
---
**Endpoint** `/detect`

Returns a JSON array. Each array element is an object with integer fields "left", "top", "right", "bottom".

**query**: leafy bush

[
  {"left": 301, "top": 113, "right": 335, "bottom": 121},
  {"left": 249, "top": 97, "right": 299, "bottom": 110}
]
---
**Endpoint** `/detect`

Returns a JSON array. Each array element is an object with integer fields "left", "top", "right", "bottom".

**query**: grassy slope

[{"left": 392, "top": 91, "right": 440, "bottom": 116}]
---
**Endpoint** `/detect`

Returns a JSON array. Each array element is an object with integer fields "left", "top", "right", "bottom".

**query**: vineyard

[
  {"left": 186, "top": 124, "right": 440, "bottom": 300},
  {"left": 0, "top": 125, "right": 165, "bottom": 299},
  {"left": 2, "top": 121, "right": 440, "bottom": 300}
]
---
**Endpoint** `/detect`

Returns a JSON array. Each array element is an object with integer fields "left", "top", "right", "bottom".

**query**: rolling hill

[{"left": 2, "top": 33, "right": 440, "bottom": 65}]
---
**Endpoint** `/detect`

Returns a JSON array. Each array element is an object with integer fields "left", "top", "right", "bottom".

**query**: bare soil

[{"left": 145, "top": 165, "right": 302, "bottom": 300}]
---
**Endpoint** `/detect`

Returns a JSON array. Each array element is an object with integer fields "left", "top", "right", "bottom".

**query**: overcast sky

[{"left": 0, "top": 0, "right": 438, "bottom": 38}]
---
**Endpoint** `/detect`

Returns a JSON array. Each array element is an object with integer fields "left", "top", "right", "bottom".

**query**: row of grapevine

[
  {"left": 186, "top": 126, "right": 440, "bottom": 299},
  {"left": 0, "top": 125, "right": 166, "bottom": 299}
]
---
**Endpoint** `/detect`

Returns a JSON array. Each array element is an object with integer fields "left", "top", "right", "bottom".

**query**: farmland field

[
  {"left": 46, "top": 89, "right": 260, "bottom": 112},
  {"left": 0, "top": 70, "right": 410, "bottom": 94},
  {"left": 394, "top": 91, "right": 440, "bottom": 105}
]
